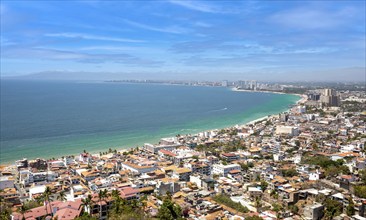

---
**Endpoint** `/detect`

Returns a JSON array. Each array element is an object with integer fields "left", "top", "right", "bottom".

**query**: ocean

[{"left": 0, "top": 80, "right": 299, "bottom": 164}]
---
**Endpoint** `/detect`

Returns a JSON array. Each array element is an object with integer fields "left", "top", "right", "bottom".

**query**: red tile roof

[
  {"left": 159, "top": 149, "right": 177, "bottom": 157},
  {"left": 222, "top": 153, "right": 236, "bottom": 157},
  {"left": 12, "top": 200, "right": 82, "bottom": 220},
  {"left": 120, "top": 187, "right": 139, "bottom": 198}
]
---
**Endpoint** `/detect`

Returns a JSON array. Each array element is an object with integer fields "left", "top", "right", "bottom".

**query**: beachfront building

[
  {"left": 18, "top": 170, "right": 58, "bottom": 186},
  {"left": 121, "top": 161, "right": 157, "bottom": 174},
  {"left": 144, "top": 143, "right": 180, "bottom": 154}
]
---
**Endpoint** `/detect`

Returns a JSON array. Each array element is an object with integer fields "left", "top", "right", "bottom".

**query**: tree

[
  {"left": 111, "top": 189, "right": 120, "bottom": 201},
  {"left": 81, "top": 195, "right": 93, "bottom": 215},
  {"left": 74, "top": 212, "right": 98, "bottom": 220},
  {"left": 23, "top": 200, "right": 42, "bottom": 210},
  {"left": 43, "top": 186, "right": 53, "bottom": 217},
  {"left": 289, "top": 205, "right": 299, "bottom": 214},
  {"left": 255, "top": 197, "right": 262, "bottom": 211},
  {"left": 212, "top": 194, "right": 248, "bottom": 213},
  {"left": 295, "top": 140, "right": 300, "bottom": 147},
  {"left": 18, "top": 204, "right": 29, "bottom": 220},
  {"left": 272, "top": 203, "right": 282, "bottom": 212},
  {"left": 260, "top": 180, "right": 268, "bottom": 192},
  {"left": 157, "top": 198, "right": 183, "bottom": 220},
  {"left": 0, "top": 197, "right": 11, "bottom": 220},
  {"left": 346, "top": 198, "right": 355, "bottom": 216},
  {"left": 324, "top": 199, "right": 343, "bottom": 219},
  {"left": 359, "top": 169, "right": 366, "bottom": 184},
  {"left": 281, "top": 168, "right": 298, "bottom": 177},
  {"left": 240, "top": 163, "right": 249, "bottom": 171},
  {"left": 57, "top": 191, "right": 66, "bottom": 202},
  {"left": 98, "top": 189, "right": 108, "bottom": 219},
  {"left": 354, "top": 185, "right": 366, "bottom": 198},
  {"left": 245, "top": 216, "right": 263, "bottom": 220}
]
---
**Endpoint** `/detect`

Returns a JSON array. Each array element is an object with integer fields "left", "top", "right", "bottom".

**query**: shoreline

[
  {"left": 232, "top": 87, "right": 307, "bottom": 104},
  {"left": 1, "top": 89, "right": 302, "bottom": 167}
]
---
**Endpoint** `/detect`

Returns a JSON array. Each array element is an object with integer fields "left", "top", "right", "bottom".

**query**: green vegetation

[
  {"left": 303, "top": 156, "right": 343, "bottom": 168},
  {"left": 212, "top": 194, "right": 248, "bottom": 213},
  {"left": 346, "top": 198, "right": 355, "bottom": 216},
  {"left": 74, "top": 213, "right": 98, "bottom": 220},
  {"left": 239, "top": 162, "right": 254, "bottom": 172},
  {"left": 359, "top": 169, "right": 366, "bottom": 185},
  {"left": 289, "top": 205, "right": 299, "bottom": 214},
  {"left": 0, "top": 197, "right": 11, "bottom": 220},
  {"left": 157, "top": 198, "right": 183, "bottom": 220},
  {"left": 341, "top": 101, "right": 366, "bottom": 112},
  {"left": 272, "top": 203, "right": 283, "bottom": 212},
  {"left": 245, "top": 216, "right": 264, "bottom": 220},
  {"left": 24, "top": 200, "right": 42, "bottom": 209},
  {"left": 260, "top": 180, "right": 268, "bottom": 192},
  {"left": 108, "top": 195, "right": 146, "bottom": 220},
  {"left": 281, "top": 168, "right": 298, "bottom": 177},
  {"left": 196, "top": 140, "right": 246, "bottom": 154},
  {"left": 303, "top": 156, "right": 350, "bottom": 178},
  {"left": 354, "top": 185, "right": 366, "bottom": 198},
  {"left": 325, "top": 165, "right": 350, "bottom": 177},
  {"left": 324, "top": 198, "right": 343, "bottom": 219}
]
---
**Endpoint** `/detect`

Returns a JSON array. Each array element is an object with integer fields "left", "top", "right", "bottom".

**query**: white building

[
  {"left": 29, "top": 185, "right": 46, "bottom": 199},
  {"left": 298, "top": 106, "right": 306, "bottom": 114},
  {"left": 19, "top": 170, "right": 58, "bottom": 186},
  {"left": 121, "top": 162, "right": 157, "bottom": 174},
  {"left": 309, "top": 170, "right": 321, "bottom": 181},
  {"left": 212, "top": 164, "right": 241, "bottom": 177},
  {"left": 144, "top": 143, "right": 180, "bottom": 154},
  {"left": 275, "top": 126, "right": 299, "bottom": 136}
]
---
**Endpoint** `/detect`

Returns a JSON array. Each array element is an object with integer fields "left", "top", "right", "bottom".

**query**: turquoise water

[{"left": 0, "top": 80, "right": 299, "bottom": 164}]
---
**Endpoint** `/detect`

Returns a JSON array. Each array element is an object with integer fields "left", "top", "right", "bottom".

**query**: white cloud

[
  {"left": 123, "top": 19, "right": 189, "bottom": 34},
  {"left": 45, "top": 33, "right": 145, "bottom": 43},
  {"left": 168, "top": 0, "right": 221, "bottom": 13},
  {"left": 270, "top": 7, "right": 358, "bottom": 30}
]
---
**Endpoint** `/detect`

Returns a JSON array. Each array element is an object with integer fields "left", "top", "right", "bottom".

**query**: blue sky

[{"left": 0, "top": 0, "right": 365, "bottom": 81}]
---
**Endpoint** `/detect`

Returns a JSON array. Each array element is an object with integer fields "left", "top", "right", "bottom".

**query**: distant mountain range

[
  {"left": 1, "top": 66, "right": 365, "bottom": 82},
  {"left": 1, "top": 71, "right": 149, "bottom": 81}
]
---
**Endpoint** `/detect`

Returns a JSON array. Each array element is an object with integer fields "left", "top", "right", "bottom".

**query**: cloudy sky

[{"left": 0, "top": 0, "right": 365, "bottom": 81}]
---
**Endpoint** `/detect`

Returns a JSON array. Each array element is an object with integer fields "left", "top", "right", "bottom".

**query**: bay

[{"left": 0, "top": 80, "right": 299, "bottom": 164}]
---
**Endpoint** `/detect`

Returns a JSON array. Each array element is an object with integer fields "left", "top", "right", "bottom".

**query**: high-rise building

[
  {"left": 221, "top": 80, "right": 228, "bottom": 87},
  {"left": 279, "top": 113, "right": 289, "bottom": 122},
  {"left": 320, "top": 89, "right": 340, "bottom": 107}
]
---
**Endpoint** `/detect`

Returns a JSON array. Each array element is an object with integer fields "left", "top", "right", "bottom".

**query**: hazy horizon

[{"left": 1, "top": 1, "right": 365, "bottom": 81}]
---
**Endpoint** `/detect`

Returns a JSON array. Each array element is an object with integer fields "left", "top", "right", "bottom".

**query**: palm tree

[
  {"left": 111, "top": 189, "right": 120, "bottom": 201},
  {"left": 254, "top": 197, "right": 261, "bottom": 212},
  {"left": 98, "top": 189, "right": 108, "bottom": 219},
  {"left": 110, "top": 190, "right": 124, "bottom": 217},
  {"left": 18, "top": 204, "right": 29, "bottom": 220},
  {"left": 0, "top": 197, "right": 11, "bottom": 220},
  {"left": 43, "top": 186, "right": 53, "bottom": 217},
  {"left": 57, "top": 191, "right": 66, "bottom": 202},
  {"left": 81, "top": 194, "right": 93, "bottom": 215}
]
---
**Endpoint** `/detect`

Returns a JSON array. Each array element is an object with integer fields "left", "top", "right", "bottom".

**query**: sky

[{"left": 0, "top": 0, "right": 365, "bottom": 81}]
